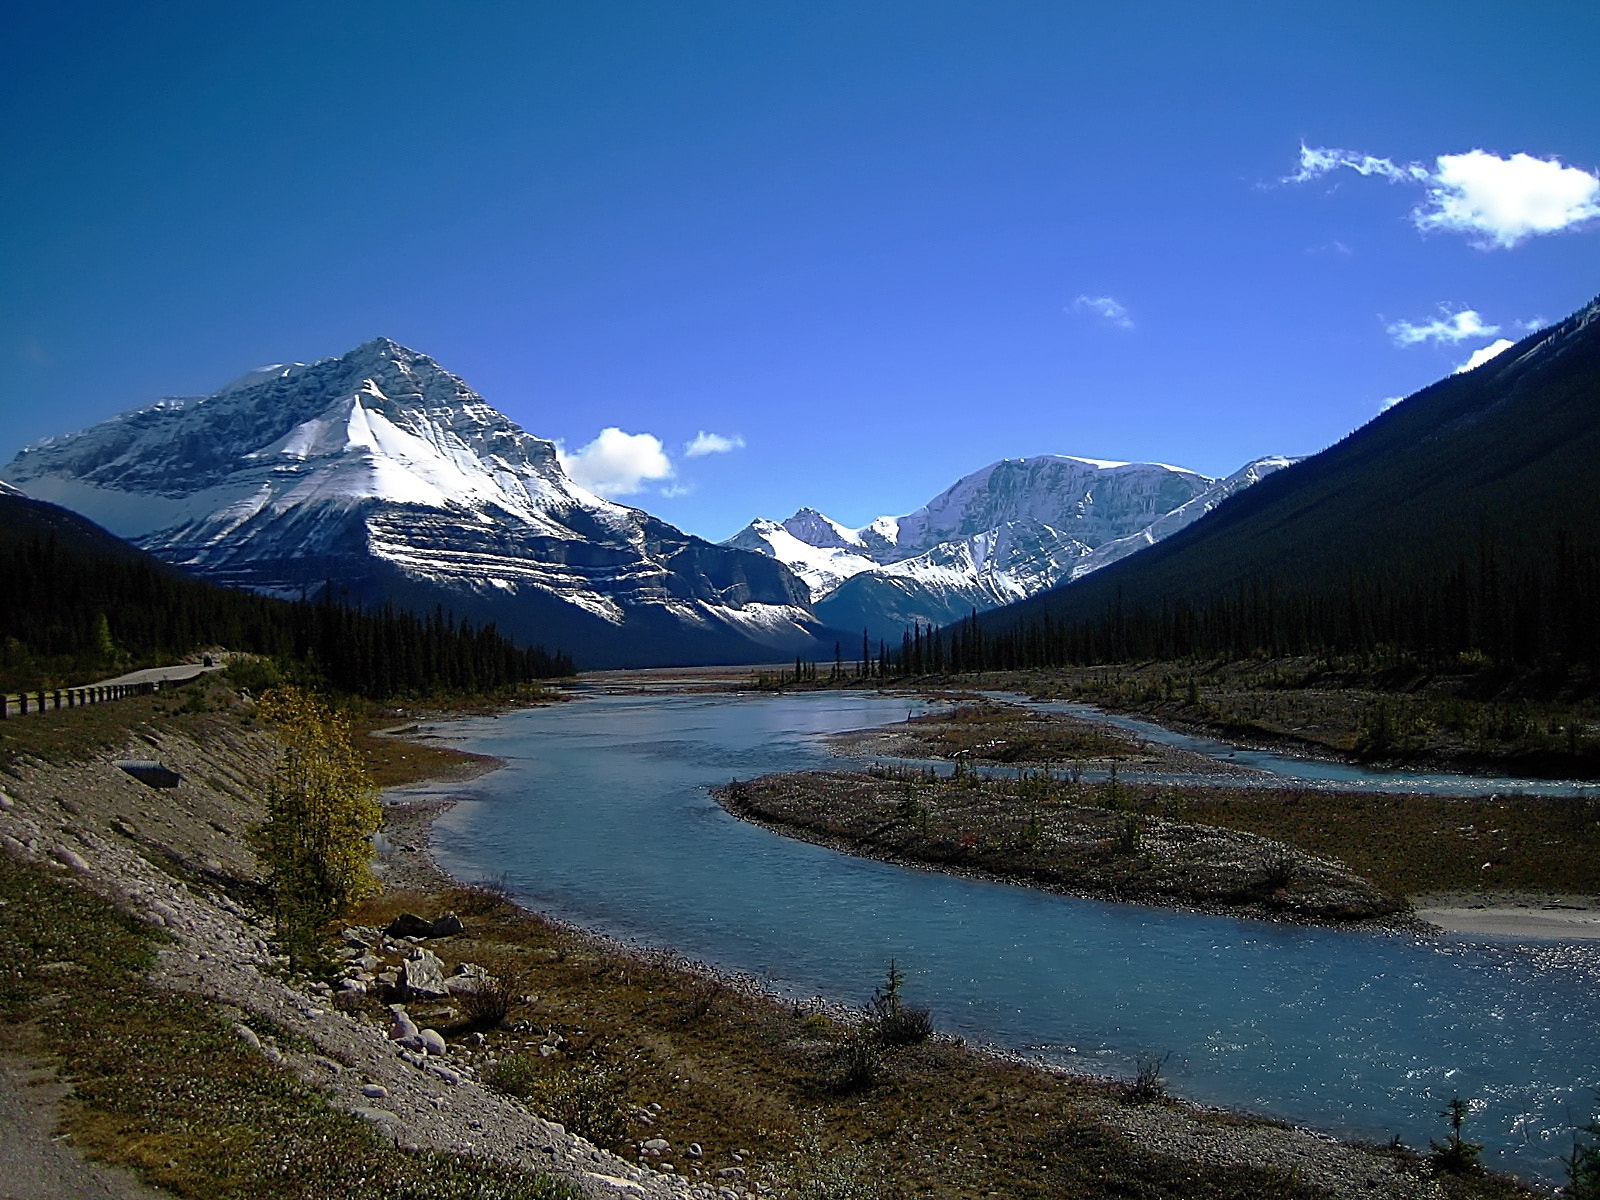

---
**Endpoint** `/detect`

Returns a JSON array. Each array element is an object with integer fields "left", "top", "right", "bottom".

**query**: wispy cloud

[
  {"left": 558, "top": 427, "right": 673, "bottom": 497},
  {"left": 1071, "top": 295, "right": 1133, "bottom": 329},
  {"left": 683, "top": 431, "right": 745, "bottom": 458},
  {"left": 1453, "top": 338, "right": 1516, "bottom": 374},
  {"left": 1380, "top": 396, "right": 1406, "bottom": 412},
  {"left": 1287, "top": 145, "right": 1429, "bottom": 185},
  {"left": 1387, "top": 307, "right": 1499, "bottom": 346},
  {"left": 1289, "top": 143, "right": 1600, "bottom": 249}
]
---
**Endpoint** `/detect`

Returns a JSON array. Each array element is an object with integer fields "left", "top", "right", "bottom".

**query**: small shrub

[
  {"left": 827, "top": 1033, "right": 878, "bottom": 1094},
  {"left": 1566, "top": 1107, "right": 1600, "bottom": 1200},
  {"left": 866, "top": 960, "right": 933, "bottom": 1047},
  {"left": 1429, "top": 1096, "right": 1482, "bottom": 1174},
  {"left": 488, "top": 1055, "right": 631, "bottom": 1148},
  {"left": 1128, "top": 1052, "right": 1170, "bottom": 1103},
  {"left": 1113, "top": 814, "right": 1142, "bottom": 854},
  {"left": 460, "top": 968, "right": 523, "bottom": 1030},
  {"left": 1257, "top": 849, "right": 1298, "bottom": 893}
]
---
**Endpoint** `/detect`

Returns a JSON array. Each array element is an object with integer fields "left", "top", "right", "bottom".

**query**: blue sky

[{"left": 4, "top": 2, "right": 1598, "bottom": 540}]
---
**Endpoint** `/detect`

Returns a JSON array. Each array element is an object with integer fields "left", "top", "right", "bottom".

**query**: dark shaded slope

[
  {"left": 973, "top": 296, "right": 1600, "bottom": 670},
  {"left": 0, "top": 491, "right": 571, "bottom": 694}
]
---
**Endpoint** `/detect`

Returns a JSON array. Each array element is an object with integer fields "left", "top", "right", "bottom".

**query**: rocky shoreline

[
  {"left": 0, "top": 691, "right": 1543, "bottom": 1200},
  {"left": 379, "top": 719, "right": 1508, "bottom": 1200}
]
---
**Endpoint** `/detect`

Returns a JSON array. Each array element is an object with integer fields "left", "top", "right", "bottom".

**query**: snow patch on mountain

[
  {"left": 5, "top": 338, "right": 822, "bottom": 666},
  {"left": 728, "top": 452, "right": 1297, "bottom": 640}
]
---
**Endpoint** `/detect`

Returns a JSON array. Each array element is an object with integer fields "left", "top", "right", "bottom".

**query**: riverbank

[
  {"left": 369, "top": 715, "right": 1535, "bottom": 1200},
  {"left": 813, "top": 697, "right": 1600, "bottom": 939},
  {"left": 0, "top": 673, "right": 1552, "bottom": 1198},
  {"left": 943, "top": 661, "right": 1600, "bottom": 782}
]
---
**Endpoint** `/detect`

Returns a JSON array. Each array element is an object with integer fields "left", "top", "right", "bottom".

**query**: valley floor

[{"left": 0, "top": 674, "right": 1558, "bottom": 1200}]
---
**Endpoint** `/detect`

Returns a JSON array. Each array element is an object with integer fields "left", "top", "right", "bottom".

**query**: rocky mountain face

[
  {"left": 726, "top": 454, "right": 1297, "bottom": 641},
  {"left": 3, "top": 339, "right": 825, "bottom": 668}
]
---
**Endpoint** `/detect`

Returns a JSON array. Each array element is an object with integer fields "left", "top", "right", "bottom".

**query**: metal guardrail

[{"left": 0, "top": 679, "right": 161, "bottom": 719}]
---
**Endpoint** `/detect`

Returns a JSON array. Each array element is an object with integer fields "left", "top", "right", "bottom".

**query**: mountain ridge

[
  {"left": 969, "top": 293, "right": 1600, "bottom": 673},
  {"left": 727, "top": 453, "right": 1296, "bottom": 640},
  {"left": 4, "top": 339, "right": 832, "bottom": 669}
]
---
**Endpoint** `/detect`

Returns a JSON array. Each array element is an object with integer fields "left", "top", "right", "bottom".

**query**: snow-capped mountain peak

[
  {"left": 4, "top": 339, "right": 824, "bottom": 668},
  {"left": 780, "top": 507, "right": 864, "bottom": 550},
  {"left": 724, "top": 450, "right": 1296, "bottom": 640}
]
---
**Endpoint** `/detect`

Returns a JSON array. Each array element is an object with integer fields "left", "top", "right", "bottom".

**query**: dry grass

[
  {"left": 1151, "top": 787, "right": 1600, "bottom": 898},
  {"left": 902, "top": 702, "right": 1133, "bottom": 763},
  {"left": 0, "top": 856, "right": 578, "bottom": 1200},
  {"left": 337, "top": 883, "right": 1538, "bottom": 1200},
  {"left": 719, "top": 770, "right": 1405, "bottom": 923}
]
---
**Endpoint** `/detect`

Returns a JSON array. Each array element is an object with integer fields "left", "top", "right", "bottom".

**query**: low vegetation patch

[
  {"left": 336, "top": 885, "right": 1387, "bottom": 1200},
  {"left": 718, "top": 768, "right": 1405, "bottom": 923},
  {"left": 898, "top": 701, "right": 1132, "bottom": 762},
  {"left": 0, "top": 855, "right": 577, "bottom": 1200},
  {"left": 971, "top": 659, "right": 1600, "bottom": 779}
]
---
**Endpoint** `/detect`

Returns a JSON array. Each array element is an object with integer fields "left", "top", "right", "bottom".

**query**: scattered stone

[
  {"left": 687, "top": 1142, "right": 703, "bottom": 1158},
  {"left": 430, "top": 910, "right": 465, "bottom": 937},
  {"left": 388, "top": 1006, "right": 420, "bottom": 1042},
  {"left": 417, "top": 1028, "right": 448, "bottom": 1056},
  {"left": 398, "top": 948, "right": 449, "bottom": 999},
  {"left": 716, "top": 1167, "right": 747, "bottom": 1179},
  {"left": 0, "top": 792, "right": 13, "bottom": 811},
  {"left": 642, "top": 1139, "right": 670, "bottom": 1153},
  {"left": 427, "top": 1062, "right": 463, "bottom": 1086},
  {"left": 51, "top": 845, "right": 91, "bottom": 875},
  {"left": 111, "top": 760, "right": 182, "bottom": 789},
  {"left": 341, "top": 925, "right": 380, "bottom": 949},
  {"left": 386, "top": 912, "right": 436, "bottom": 939},
  {"left": 352, "top": 1106, "right": 406, "bottom": 1143},
  {"left": 233, "top": 1023, "right": 261, "bottom": 1050},
  {"left": 110, "top": 818, "right": 136, "bottom": 837},
  {"left": 361, "top": 1083, "right": 389, "bottom": 1099}
]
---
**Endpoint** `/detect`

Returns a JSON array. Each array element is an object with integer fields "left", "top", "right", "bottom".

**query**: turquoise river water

[{"left": 413, "top": 688, "right": 1600, "bottom": 1182}]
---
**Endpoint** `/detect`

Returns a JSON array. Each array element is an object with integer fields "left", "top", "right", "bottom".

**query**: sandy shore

[{"left": 1412, "top": 892, "right": 1600, "bottom": 939}]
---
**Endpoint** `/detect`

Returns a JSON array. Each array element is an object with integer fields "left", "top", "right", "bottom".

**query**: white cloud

[
  {"left": 1418, "top": 151, "right": 1600, "bottom": 248},
  {"left": 1287, "top": 144, "right": 1428, "bottom": 185},
  {"left": 557, "top": 427, "right": 673, "bottom": 497},
  {"left": 1071, "top": 295, "right": 1133, "bottom": 329},
  {"left": 1387, "top": 307, "right": 1499, "bottom": 346},
  {"left": 1289, "top": 144, "right": 1600, "bottom": 249},
  {"left": 1380, "top": 396, "right": 1406, "bottom": 411},
  {"left": 1453, "top": 338, "right": 1516, "bottom": 374},
  {"left": 683, "top": 431, "right": 745, "bottom": 457}
]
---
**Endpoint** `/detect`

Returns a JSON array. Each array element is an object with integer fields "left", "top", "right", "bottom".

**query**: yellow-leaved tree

[{"left": 257, "top": 686, "right": 382, "bottom": 950}]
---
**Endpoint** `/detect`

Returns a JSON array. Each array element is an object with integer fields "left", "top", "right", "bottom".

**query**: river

[{"left": 416, "top": 687, "right": 1600, "bottom": 1182}]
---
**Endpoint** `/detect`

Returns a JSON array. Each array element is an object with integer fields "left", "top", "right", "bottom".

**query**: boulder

[
  {"left": 417, "top": 1028, "right": 447, "bottom": 1056},
  {"left": 398, "top": 949, "right": 449, "bottom": 999},
  {"left": 386, "top": 912, "right": 435, "bottom": 939},
  {"left": 388, "top": 1006, "right": 420, "bottom": 1042},
  {"left": 430, "top": 911, "right": 464, "bottom": 937}
]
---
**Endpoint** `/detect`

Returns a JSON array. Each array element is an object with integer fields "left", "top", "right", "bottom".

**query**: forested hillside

[
  {"left": 0, "top": 492, "right": 572, "bottom": 695},
  {"left": 933, "top": 296, "right": 1600, "bottom": 684}
]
